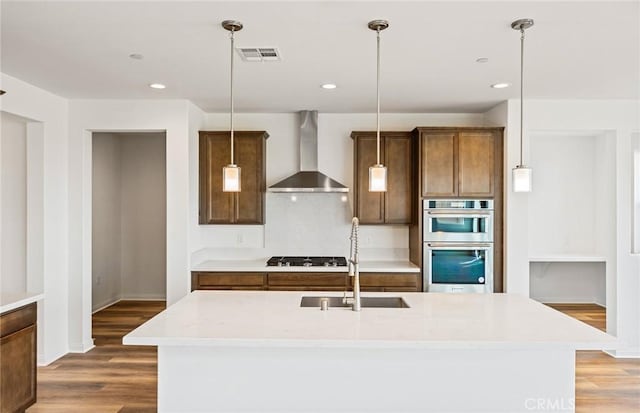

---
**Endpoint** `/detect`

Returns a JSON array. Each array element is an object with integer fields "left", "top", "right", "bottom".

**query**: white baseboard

[
  {"left": 92, "top": 297, "right": 122, "bottom": 314},
  {"left": 38, "top": 349, "right": 67, "bottom": 366},
  {"left": 92, "top": 295, "right": 165, "bottom": 313},
  {"left": 119, "top": 294, "right": 166, "bottom": 301},
  {"left": 68, "top": 339, "right": 95, "bottom": 353},
  {"left": 604, "top": 348, "right": 640, "bottom": 359},
  {"left": 534, "top": 296, "right": 606, "bottom": 307}
]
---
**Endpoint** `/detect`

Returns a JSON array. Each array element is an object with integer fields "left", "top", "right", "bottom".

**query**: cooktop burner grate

[{"left": 266, "top": 256, "right": 347, "bottom": 267}]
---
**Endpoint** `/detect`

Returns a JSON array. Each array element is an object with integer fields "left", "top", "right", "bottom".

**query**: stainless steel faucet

[{"left": 347, "top": 217, "right": 361, "bottom": 311}]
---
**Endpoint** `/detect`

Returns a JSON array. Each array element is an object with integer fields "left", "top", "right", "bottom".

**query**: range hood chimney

[{"left": 268, "top": 111, "right": 349, "bottom": 193}]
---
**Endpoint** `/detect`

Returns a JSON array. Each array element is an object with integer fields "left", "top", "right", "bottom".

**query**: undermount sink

[{"left": 300, "top": 296, "right": 410, "bottom": 309}]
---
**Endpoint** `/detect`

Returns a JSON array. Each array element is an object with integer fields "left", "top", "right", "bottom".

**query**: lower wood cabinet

[
  {"left": 268, "top": 273, "right": 347, "bottom": 291},
  {"left": 359, "top": 273, "right": 421, "bottom": 292},
  {"left": 191, "top": 272, "right": 267, "bottom": 290},
  {"left": 0, "top": 303, "right": 37, "bottom": 413},
  {"left": 191, "top": 272, "right": 420, "bottom": 292}
]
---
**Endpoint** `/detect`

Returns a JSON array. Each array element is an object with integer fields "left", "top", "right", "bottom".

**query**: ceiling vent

[{"left": 236, "top": 47, "right": 281, "bottom": 62}]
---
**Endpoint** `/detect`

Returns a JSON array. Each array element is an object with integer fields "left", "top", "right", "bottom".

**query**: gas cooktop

[{"left": 266, "top": 256, "right": 347, "bottom": 267}]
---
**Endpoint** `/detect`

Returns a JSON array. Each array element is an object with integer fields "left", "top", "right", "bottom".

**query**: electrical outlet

[
  {"left": 237, "top": 233, "right": 244, "bottom": 245},
  {"left": 96, "top": 275, "right": 102, "bottom": 285}
]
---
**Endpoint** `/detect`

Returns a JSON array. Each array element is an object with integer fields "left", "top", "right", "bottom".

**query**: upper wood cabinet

[
  {"left": 415, "top": 127, "right": 503, "bottom": 198},
  {"left": 351, "top": 131, "right": 413, "bottom": 224},
  {"left": 199, "top": 131, "right": 268, "bottom": 225}
]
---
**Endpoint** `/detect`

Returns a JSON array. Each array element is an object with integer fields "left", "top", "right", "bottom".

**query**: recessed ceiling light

[
  {"left": 321, "top": 83, "right": 337, "bottom": 90},
  {"left": 129, "top": 53, "right": 144, "bottom": 60},
  {"left": 476, "top": 57, "right": 489, "bottom": 63},
  {"left": 491, "top": 83, "right": 511, "bottom": 89},
  {"left": 149, "top": 83, "right": 166, "bottom": 89}
]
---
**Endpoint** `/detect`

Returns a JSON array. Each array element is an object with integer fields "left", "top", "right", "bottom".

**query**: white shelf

[{"left": 529, "top": 256, "right": 606, "bottom": 263}]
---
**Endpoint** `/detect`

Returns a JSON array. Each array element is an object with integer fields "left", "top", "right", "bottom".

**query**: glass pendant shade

[
  {"left": 223, "top": 164, "right": 241, "bottom": 192},
  {"left": 512, "top": 165, "right": 532, "bottom": 192},
  {"left": 369, "top": 164, "right": 387, "bottom": 192}
]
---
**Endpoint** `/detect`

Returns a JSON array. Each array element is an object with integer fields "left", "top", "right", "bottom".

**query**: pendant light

[
  {"left": 222, "top": 20, "right": 243, "bottom": 192},
  {"left": 511, "top": 18, "right": 534, "bottom": 193},
  {"left": 368, "top": 20, "right": 389, "bottom": 192}
]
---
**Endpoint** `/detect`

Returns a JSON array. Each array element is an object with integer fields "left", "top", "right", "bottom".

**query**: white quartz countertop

[
  {"left": 0, "top": 292, "right": 44, "bottom": 314},
  {"left": 192, "top": 259, "right": 420, "bottom": 273},
  {"left": 124, "top": 291, "right": 618, "bottom": 351}
]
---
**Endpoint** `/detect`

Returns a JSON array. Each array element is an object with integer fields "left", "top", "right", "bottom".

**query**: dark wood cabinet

[
  {"left": 409, "top": 126, "right": 504, "bottom": 292},
  {"left": 268, "top": 273, "right": 348, "bottom": 291},
  {"left": 191, "top": 271, "right": 420, "bottom": 292},
  {"left": 351, "top": 132, "right": 414, "bottom": 224},
  {"left": 191, "top": 272, "right": 267, "bottom": 290},
  {"left": 360, "top": 273, "right": 421, "bottom": 292},
  {"left": 458, "top": 131, "right": 496, "bottom": 197},
  {"left": 199, "top": 131, "right": 268, "bottom": 225},
  {"left": 0, "top": 303, "right": 37, "bottom": 413},
  {"left": 420, "top": 132, "right": 457, "bottom": 197},
  {"left": 416, "top": 128, "right": 500, "bottom": 198}
]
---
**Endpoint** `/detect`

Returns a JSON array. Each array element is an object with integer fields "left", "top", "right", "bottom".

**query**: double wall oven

[{"left": 423, "top": 200, "right": 494, "bottom": 293}]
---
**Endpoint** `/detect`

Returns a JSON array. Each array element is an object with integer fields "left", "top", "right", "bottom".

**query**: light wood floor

[
  {"left": 27, "top": 301, "right": 639, "bottom": 412},
  {"left": 27, "top": 301, "right": 164, "bottom": 413}
]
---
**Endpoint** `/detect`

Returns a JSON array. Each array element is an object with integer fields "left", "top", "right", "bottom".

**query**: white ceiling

[{"left": 2, "top": 1, "right": 638, "bottom": 113}]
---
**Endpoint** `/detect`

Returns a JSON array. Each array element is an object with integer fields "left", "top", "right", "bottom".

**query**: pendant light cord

[
  {"left": 376, "top": 28, "right": 381, "bottom": 166},
  {"left": 230, "top": 28, "right": 235, "bottom": 165},
  {"left": 519, "top": 28, "right": 524, "bottom": 167}
]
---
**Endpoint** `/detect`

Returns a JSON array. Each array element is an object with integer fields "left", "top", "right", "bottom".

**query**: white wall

[
  {"left": 526, "top": 132, "right": 613, "bottom": 304},
  {"left": 1, "top": 112, "right": 27, "bottom": 293},
  {"left": 529, "top": 132, "right": 602, "bottom": 256},
  {"left": 69, "top": 99, "right": 192, "bottom": 352},
  {"left": 633, "top": 133, "right": 640, "bottom": 253},
  {"left": 191, "top": 112, "right": 485, "bottom": 262},
  {"left": 92, "top": 133, "right": 122, "bottom": 310},
  {"left": 499, "top": 99, "right": 640, "bottom": 357},
  {"left": 530, "top": 262, "right": 606, "bottom": 305},
  {"left": 0, "top": 73, "right": 70, "bottom": 365},
  {"left": 120, "top": 133, "right": 166, "bottom": 300},
  {"left": 92, "top": 132, "right": 166, "bottom": 311}
]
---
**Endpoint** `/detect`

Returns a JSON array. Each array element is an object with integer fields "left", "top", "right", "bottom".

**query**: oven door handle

[
  {"left": 426, "top": 210, "right": 492, "bottom": 216},
  {"left": 426, "top": 242, "right": 493, "bottom": 249}
]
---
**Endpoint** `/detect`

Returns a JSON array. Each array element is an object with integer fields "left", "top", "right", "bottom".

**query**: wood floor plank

[{"left": 26, "top": 300, "right": 639, "bottom": 412}]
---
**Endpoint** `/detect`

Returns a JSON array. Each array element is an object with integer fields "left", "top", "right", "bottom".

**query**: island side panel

[{"left": 157, "top": 346, "right": 576, "bottom": 413}]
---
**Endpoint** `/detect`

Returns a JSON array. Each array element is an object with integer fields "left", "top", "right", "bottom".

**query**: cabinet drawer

[
  {"left": 194, "top": 272, "right": 266, "bottom": 287},
  {"left": 198, "top": 286, "right": 264, "bottom": 291},
  {"left": 268, "top": 286, "right": 346, "bottom": 292},
  {"left": 359, "top": 273, "right": 418, "bottom": 288},
  {"left": 0, "top": 303, "right": 36, "bottom": 338},
  {"left": 268, "top": 273, "right": 347, "bottom": 287}
]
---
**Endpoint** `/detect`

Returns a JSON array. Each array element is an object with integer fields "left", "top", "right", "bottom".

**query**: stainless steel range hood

[{"left": 268, "top": 110, "right": 348, "bottom": 193}]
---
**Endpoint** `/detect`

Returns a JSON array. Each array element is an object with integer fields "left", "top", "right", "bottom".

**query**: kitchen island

[{"left": 124, "top": 291, "right": 617, "bottom": 413}]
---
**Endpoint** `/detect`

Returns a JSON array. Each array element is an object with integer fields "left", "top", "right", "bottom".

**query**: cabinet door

[
  {"left": 384, "top": 135, "right": 412, "bottom": 224},
  {"left": 235, "top": 134, "right": 264, "bottom": 224},
  {"left": 458, "top": 131, "right": 495, "bottom": 197},
  {"left": 0, "top": 325, "right": 37, "bottom": 412},
  {"left": 199, "top": 133, "right": 234, "bottom": 224},
  {"left": 268, "top": 273, "right": 348, "bottom": 288},
  {"left": 191, "top": 272, "right": 266, "bottom": 290},
  {"left": 354, "top": 135, "right": 384, "bottom": 224},
  {"left": 421, "top": 132, "right": 457, "bottom": 197},
  {"left": 359, "top": 273, "right": 419, "bottom": 290}
]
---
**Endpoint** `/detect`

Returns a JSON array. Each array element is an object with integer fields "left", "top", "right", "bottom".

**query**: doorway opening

[{"left": 91, "top": 132, "right": 167, "bottom": 316}]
